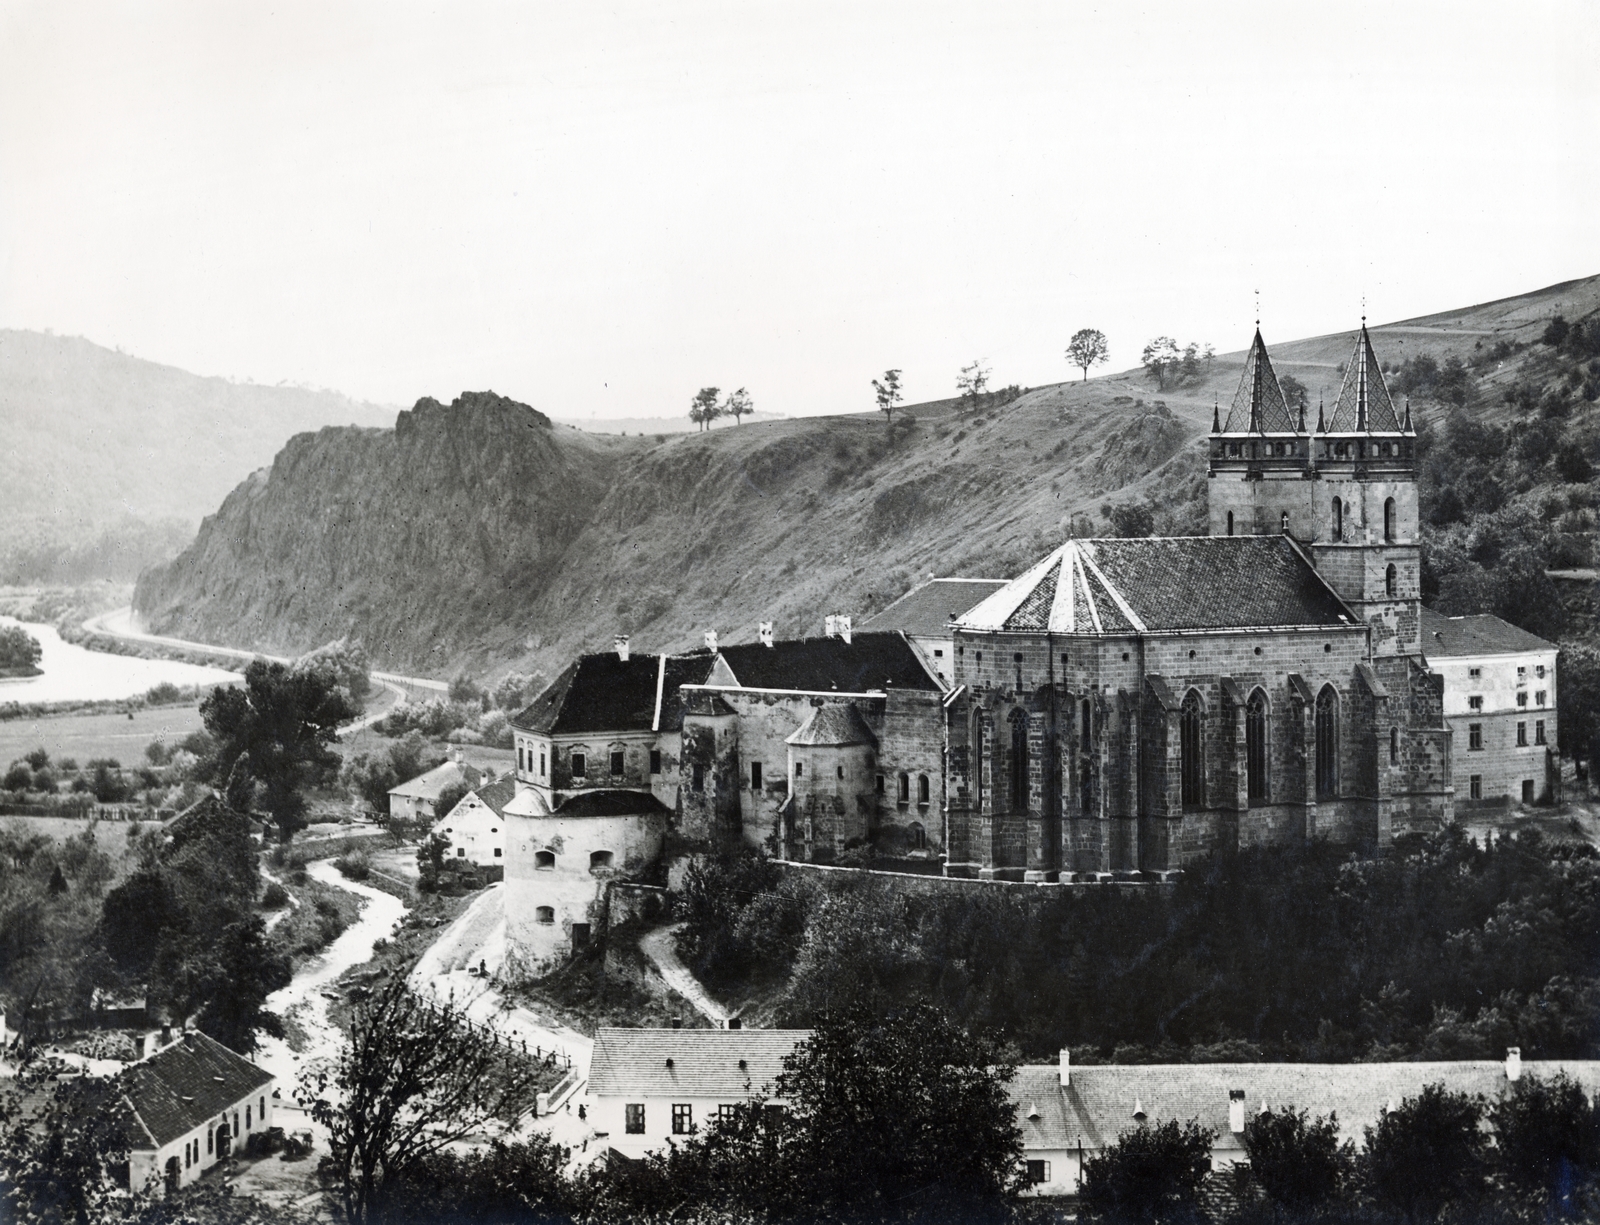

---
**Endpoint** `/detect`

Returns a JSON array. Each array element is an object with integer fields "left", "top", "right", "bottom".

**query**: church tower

[{"left": 1208, "top": 322, "right": 1421, "bottom": 657}]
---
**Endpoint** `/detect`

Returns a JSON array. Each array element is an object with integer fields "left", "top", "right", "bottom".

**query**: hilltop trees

[
  {"left": 873, "top": 368, "right": 904, "bottom": 428},
  {"left": 689, "top": 386, "right": 722, "bottom": 431},
  {"left": 1067, "top": 328, "right": 1109, "bottom": 381},
  {"left": 956, "top": 359, "right": 990, "bottom": 409},
  {"left": 723, "top": 386, "right": 753, "bottom": 425},
  {"left": 1140, "top": 337, "right": 1181, "bottom": 391}
]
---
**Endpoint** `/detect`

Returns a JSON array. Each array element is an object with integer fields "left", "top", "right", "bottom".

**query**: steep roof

[
  {"left": 785, "top": 702, "right": 878, "bottom": 747},
  {"left": 1421, "top": 607, "right": 1556, "bottom": 657},
  {"left": 512, "top": 653, "right": 717, "bottom": 736},
  {"left": 956, "top": 537, "right": 1355, "bottom": 635},
  {"left": 389, "top": 757, "right": 482, "bottom": 802},
  {"left": 553, "top": 789, "right": 673, "bottom": 818},
  {"left": 588, "top": 1027, "right": 812, "bottom": 1100},
  {"left": 473, "top": 776, "right": 518, "bottom": 817},
  {"left": 121, "top": 1031, "right": 274, "bottom": 1149},
  {"left": 862, "top": 578, "right": 1009, "bottom": 637},
  {"left": 1220, "top": 330, "right": 1297, "bottom": 433},
  {"left": 1327, "top": 323, "right": 1403, "bottom": 433},
  {"left": 1011, "top": 1060, "right": 1600, "bottom": 1155},
  {"left": 714, "top": 632, "right": 939, "bottom": 693}
]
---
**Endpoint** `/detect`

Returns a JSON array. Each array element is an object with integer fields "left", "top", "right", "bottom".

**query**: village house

[
  {"left": 1421, "top": 607, "right": 1559, "bottom": 807},
  {"left": 432, "top": 776, "right": 516, "bottom": 866},
  {"left": 1010, "top": 1048, "right": 1600, "bottom": 1196},
  {"left": 387, "top": 747, "right": 482, "bottom": 825},
  {"left": 586, "top": 1026, "right": 811, "bottom": 1160},
  {"left": 122, "top": 1029, "right": 275, "bottom": 1197}
]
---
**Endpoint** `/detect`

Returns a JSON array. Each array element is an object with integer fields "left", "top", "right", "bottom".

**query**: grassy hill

[
  {"left": 133, "top": 273, "right": 1600, "bottom": 682},
  {"left": 0, "top": 330, "right": 397, "bottom": 580}
]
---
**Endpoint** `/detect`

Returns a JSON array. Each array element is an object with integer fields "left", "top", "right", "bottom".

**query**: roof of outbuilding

[
  {"left": 714, "top": 632, "right": 939, "bottom": 692},
  {"left": 121, "top": 1031, "right": 274, "bottom": 1149},
  {"left": 553, "top": 789, "right": 673, "bottom": 818},
  {"left": 512, "top": 653, "right": 716, "bottom": 736},
  {"left": 861, "top": 578, "right": 1010, "bottom": 637},
  {"left": 473, "top": 776, "right": 517, "bottom": 817},
  {"left": 785, "top": 702, "right": 878, "bottom": 747},
  {"left": 388, "top": 758, "right": 483, "bottom": 801},
  {"left": 956, "top": 537, "right": 1355, "bottom": 635},
  {"left": 588, "top": 1028, "right": 812, "bottom": 1100},
  {"left": 1010, "top": 1060, "right": 1600, "bottom": 1155},
  {"left": 1420, "top": 607, "right": 1556, "bottom": 657}
]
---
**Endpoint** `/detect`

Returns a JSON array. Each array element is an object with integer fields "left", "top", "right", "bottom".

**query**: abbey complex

[{"left": 493, "top": 324, "right": 1553, "bottom": 975}]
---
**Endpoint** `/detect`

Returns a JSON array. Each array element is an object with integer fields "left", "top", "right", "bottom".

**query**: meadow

[{"left": 0, "top": 702, "right": 205, "bottom": 769}]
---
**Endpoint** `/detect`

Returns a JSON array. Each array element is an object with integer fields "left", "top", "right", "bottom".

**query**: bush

[
  {"left": 1079, "top": 1118, "right": 1215, "bottom": 1223},
  {"left": 1243, "top": 1107, "right": 1353, "bottom": 1212},
  {"left": 145, "top": 681, "right": 182, "bottom": 705},
  {"left": 261, "top": 881, "right": 290, "bottom": 908},
  {"left": 1361, "top": 1083, "right": 1486, "bottom": 1220},
  {"left": 334, "top": 849, "right": 372, "bottom": 881}
]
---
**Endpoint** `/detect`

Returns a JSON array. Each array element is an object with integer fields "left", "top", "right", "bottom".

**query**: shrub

[
  {"left": 145, "top": 681, "right": 182, "bottom": 705},
  {"left": 1243, "top": 1106, "right": 1353, "bottom": 1212},
  {"left": 1079, "top": 1118, "right": 1215, "bottom": 1223},
  {"left": 261, "top": 881, "right": 290, "bottom": 908},
  {"left": 1362, "top": 1083, "right": 1487, "bottom": 1221},
  {"left": 334, "top": 849, "right": 372, "bottom": 881}
]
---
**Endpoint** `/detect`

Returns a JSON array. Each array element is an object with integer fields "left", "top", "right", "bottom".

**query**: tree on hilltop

[
  {"left": 689, "top": 386, "right": 722, "bottom": 431},
  {"left": 1067, "top": 328, "right": 1109, "bottom": 382},
  {"left": 1140, "top": 337, "right": 1181, "bottom": 391},
  {"left": 723, "top": 386, "right": 753, "bottom": 425},
  {"left": 873, "top": 368, "right": 903, "bottom": 428},
  {"left": 956, "top": 359, "right": 990, "bottom": 410},
  {"left": 1282, "top": 373, "right": 1310, "bottom": 414}
]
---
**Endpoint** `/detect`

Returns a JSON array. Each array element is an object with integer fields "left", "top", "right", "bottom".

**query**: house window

[
  {"left": 692, "top": 764, "right": 705, "bottom": 792},
  {"left": 260, "top": 1096, "right": 265, "bottom": 1117},
  {"left": 535, "top": 850, "right": 555, "bottom": 870},
  {"left": 1468, "top": 695, "right": 1483, "bottom": 711},
  {"left": 518, "top": 746, "right": 525, "bottom": 772},
  {"left": 1027, "top": 1160, "right": 1051, "bottom": 1184},
  {"left": 1470, "top": 775, "right": 1482, "bottom": 800},
  {"left": 1245, "top": 690, "right": 1269, "bottom": 804},
  {"left": 457, "top": 848, "right": 466, "bottom": 857},
  {"left": 1517, "top": 692, "right": 1528, "bottom": 708},
  {"left": 836, "top": 764, "right": 845, "bottom": 780},
  {"left": 571, "top": 752, "right": 586, "bottom": 778},
  {"left": 650, "top": 749, "right": 662, "bottom": 775},
  {"left": 898, "top": 773, "right": 910, "bottom": 803},
  {"left": 672, "top": 1104, "right": 693, "bottom": 1135},
  {"left": 1469, "top": 723, "right": 1483, "bottom": 751},
  {"left": 246, "top": 1106, "right": 251, "bottom": 1130},
  {"left": 717, "top": 1104, "right": 739, "bottom": 1123},
  {"left": 1469, "top": 667, "right": 1481, "bottom": 679},
  {"left": 1315, "top": 686, "right": 1339, "bottom": 798},
  {"left": 535, "top": 906, "right": 554, "bottom": 925},
  {"left": 591, "top": 850, "right": 614, "bottom": 869},
  {"left": 1517, "top": 722, "right": 1528, "bottom": 747},
  {"left": 750, "top": 762, "right": 762, "bottom": 791},
  {"left": 1536, "top": 720, "right": 1547, "bottom": 745},
  {"left": 1523, "top": 780, "right": 1535, "bottom": 804},
  {"left": 1537, "top": 690, "right": 1547, "bottom": 707},
  {"left": 933, "top": 649, "right": 944, "bottom": 658},
  {"left": 625, "top": 1104, "right": 645, "bottom": 1134},
  {"left": 794, "top": 762, "right": 804, "bottom": 778},
  {"left": 917, "top": 774, "right": 930, "bottom": 804},
  {"left": 540, "top": 752, "right": 546, "bottom": 777},
  {"left": 876, "top": 773, "right": 885, "bottom": 794},
  {"left": 1180, "top": 691, "right": 1204, "bottom": 807},
  {"left": 610, "top": 751, "right": 625, "bottom": 777},
  {"left": 494, "top": 847, "right": 502, "bottom": 857},
  {"left": 1518, "top": 666, "right": 1527, "bottom": 680}
]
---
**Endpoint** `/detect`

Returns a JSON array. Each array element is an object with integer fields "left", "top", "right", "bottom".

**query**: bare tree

[
  {"left": 689, "top": 386, "right": 722, "bottom": 432},
  {"left": 723, "top": 386, "right": 753, "bottom": 425},
  {"left": 1140, "top": 337, "right": 1181, "bottom": 391},
  {"left": 956, "top": 360, "right": 990, "bottom": 410},
  {"left": 1066, "top": 328, "right": 1109, "bottom": 382},
  {"left": 872, "top": 369, "right": 903, "bottom": 428},
  {"left": 299, "top": 979, "right": 552, "bottom": 1225}
]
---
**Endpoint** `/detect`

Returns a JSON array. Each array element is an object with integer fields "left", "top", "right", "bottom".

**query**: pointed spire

[
  {"left": 1211, "top": 397, "right": 1221, "bottom": 434},
  {"left": 1316, "top": 397, "right": 1326, "bottom": 433},
  {"left": 1221, "top": 329, "right": 1296, "bottom": 433},
  {"left": 1327, "top": 322, "right": 1401, "bottom": 432},
  {"left": 1297, "top": 400, "right": 1307, "bottom": 433},
  {"left": 1403, "top": 395, "right": 1414, "bottom": 432}
]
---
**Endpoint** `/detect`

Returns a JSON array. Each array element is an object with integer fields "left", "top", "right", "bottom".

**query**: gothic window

[
  {"left": 1009, "top": 709, "right": 1030, "bottom": 812},
  {"left": 1315, "top": 686, "right": 1339, "bottom": 799},
  {"left": 1246, "top": 690, "right": 1269, "bottom": 804},
  {"left": 898, "top": 772, "right": 910, "bottom": 803},
  {"left": 972, "top": 712, "right": 986, "bottom": 812},
  {"left": 917, "top": 774, "right": 930, "bottom": 804},
  {"left": 1281, "top": 511, "right": 1289, "bottom": 534},
  {"left": 1080, "top": 699, "right": 1092, "bottom": 753},
  {"left": 1390, "top": 726, "right": 1399, "bottom": 764},
  {"left": 1180, "top": 691, "right": 1204, "bottom": 808},
  {"left": 1386, "top": 564, "right": 1398, "bottom": 598},
  {"left": 1226, "top": 510, "right": 1234, "bottom": 536},
  {"left": 1384, "top": 497, "right": 1396, "bottom": 541},
  {"left": 1331, "top": 497, "right": 1343, "bottom": 542}
]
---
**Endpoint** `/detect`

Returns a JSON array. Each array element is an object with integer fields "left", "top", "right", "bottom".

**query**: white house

[
  {"left": 587, "top": 1026, "right": 811, "bottom": 1159},
  {"left": 122, "top": 1029, "right": 276, "bottom": 1197},
  {"left": 1010, "top": 1049, "right": 1600, "bottom": 1196},
  {"left": 388, "top": 747, "right": 483, "bottom": 825},
  {"left": 433, "top": 776, "right": 515, "bottom": 866}
]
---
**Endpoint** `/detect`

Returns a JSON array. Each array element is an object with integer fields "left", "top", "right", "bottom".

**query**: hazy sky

[{"left": 2, "top": 1, "right": 1596, "bottom": 418}]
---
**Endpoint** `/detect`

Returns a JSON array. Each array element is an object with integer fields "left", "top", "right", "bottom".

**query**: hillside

[
  {"left": 133, "top": 273, "right": 1600, "bottom": 681},
  {"left": 0, "top": 330, "right": 396, "bottom": 579}
]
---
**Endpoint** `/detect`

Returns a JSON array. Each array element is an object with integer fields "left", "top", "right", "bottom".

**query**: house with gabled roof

[
  {"left": 121, "top": 1029, "right": 275, "bottom": 1197},
  {"left": 387, "top": 747, "right": 483, "bottom": 826},
  {"left": 432, "top": 775, "right": 517, "bottom": 867}
]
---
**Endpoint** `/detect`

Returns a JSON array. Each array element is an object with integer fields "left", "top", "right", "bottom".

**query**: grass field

[
  {"left": 0, "top": 813, "right": 156, "bottom": 868},
  {"left": 0, "top": 703, "right": 206, "bottom": 768}
]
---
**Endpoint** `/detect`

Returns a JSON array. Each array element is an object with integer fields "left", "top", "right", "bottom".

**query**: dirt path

[{"left": 639, "top": 923, "right": 729, "bottom": 1025}]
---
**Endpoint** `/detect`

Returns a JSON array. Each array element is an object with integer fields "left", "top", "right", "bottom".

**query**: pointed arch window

[
  {"left": 1246, "top": 690, "right": 1269, "bottom": 803},
  {"left": 1226, "top": 510, "right": 1234, "bottom": 537},
  {"left": 1009, "top": 709, "right": 1030, "bottom": 813},
  {"left": 1384, "top": 497, "right": 1396, "bottom": 542},
  {"left": 1315, "top": 686, "right": 1339, "bottom": 799},
  {"left": 972, "top": 711, "right": 986, "bottom": 812},
  {"left": 1331, "top": 497, "right": 1343, "bottom": 542},
  {"left": 1180, "top": 691, "right": 1204, "bottom": 808},
  {"left": 1386, "top": 564, "right": 1398, "bottom": 598},
  {"left": 1389, "top": 726, "right": 1399, "bottom": 765}
]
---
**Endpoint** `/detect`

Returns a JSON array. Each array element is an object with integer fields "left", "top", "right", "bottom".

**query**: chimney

[
  {"left": 838, "top": 615, "right": 852, "bottom": 645},
  {"left": 759, "top": 621, "right": 774, "bottom": 648},
  {"left": 824, "top": 615, "right": 837, "bottom": 638},
  {"left": 1506, "top": 1047, "right": 1522, "bottom": 1082},
  {"left": 704, "top": 629, "right": 718, "bottom": 653},
  {"left": 160, "top": 1023, "right": 173, "bottom": 1047},
  {"left": 614, "top": 635, "right": 630, "bottom": 662},
  {"left": 1229, "top": 1089, "right": 1246, "bottom": 1134},
  {"left": 726, "top": 1016, "right": 742, "bottom": 1030},
  {"left": 453, "top": 745, "right": 464, "bottom": 764},
  {"left": 1059, "top": 1048, "right": 1071, "bottom": 1088}
]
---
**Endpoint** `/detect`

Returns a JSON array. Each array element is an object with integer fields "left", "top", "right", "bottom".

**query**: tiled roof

[
  {"left": 715, "top": 632, "right": 939, "bottom": 693},
  {"left": 1010, "top": 1060, "right": 1600, "bottom": 1155},
  {"left": 553, "top": 790, "right": 672, "bottom": 818},
  {"left": 588, "top": 1028, "right": 812, "bottom": 1100},
  {"left": 1421, "top": 607, "right": 1556, "bottom": 657},
  {"left": 956, "top": 537, "right": 1354, "bottom": 635},
  {"left": 389, "top": 758, "right": 483, "bottom": 801},
  {"left": 862, "top": 578, "right": 1009, "bottom": 637},
  {"left": 121, "top": 1031, "right": 274, "bottom": 1149},
  {"left": 512, "top": 653, "right": 716, "bottom": 736},
  {"left": 786, "top": 702, "right": 878, "bottom": 747},
  {"left": 1220, "top": 330, "right": 1297, "bottom": 433},
  {"left": 473, "top": 776, "right": 518, "bottom": 817},
  {"left": 1327, "top": 324, "right": 1403, "bottom": 433}
]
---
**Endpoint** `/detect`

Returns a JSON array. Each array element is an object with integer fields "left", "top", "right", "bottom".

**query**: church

[{"left": 941, "top": 322, "right": 1454, "bottom": 878}]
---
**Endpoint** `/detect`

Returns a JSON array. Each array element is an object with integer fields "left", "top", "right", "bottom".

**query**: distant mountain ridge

[{"left": 132, "top": 274, "right": 1600, "bottom": 680}]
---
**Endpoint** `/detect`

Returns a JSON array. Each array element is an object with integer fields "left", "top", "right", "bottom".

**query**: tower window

[
  {"left": 898, "top": 772, "right": 910, "bottom": 803},
  {"left": 917, "top": 774, "right": 930, "bottom": 804},
  {"left": 1245, "top": 690, "right": 1269, "bottom": 804},
  {"left": 1386, "top": 564, "right": 1398, "bottom": 598},
  {"left": 1331, "top": 497, "right": 1343, "bottom": 542},
  {"left": 1384, "top": 497, "right": 1396, "bottom": 541},
  {"left": 1390, "top": 726, "right": 1399, "bottom": 764},
  {"left": 1281, "top": 511, "right": 1289, "bottom": 535},
  {"left": 570, "top": 752, "right": 586, "bottom": 778},
  {"left": 535, "top": 850, "right": 555, "bottom": 870},
  {"left": 1469, "top": 724, "right": 1483, "bottom": 751},
  {"left": 1315, "top": 686, "right": 1339, "bottom": 798},
  {"left": 1517, "top": 722, "right": 1528, "bottom": 747},
  {"left": 1226, "top": 510, "right": 1234, "bottom": 536},
  {"left": 610, "top": 750, "right": 625, "bottom": 777}
]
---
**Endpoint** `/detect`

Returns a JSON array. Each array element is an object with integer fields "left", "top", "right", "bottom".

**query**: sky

[{"left": 2, "top": 1, "right": 1597, "bottom": 419}]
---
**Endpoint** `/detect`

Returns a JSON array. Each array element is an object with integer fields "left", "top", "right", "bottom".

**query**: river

[{"left": 0, "top": 616, "right": 239, "bottom": 704}]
